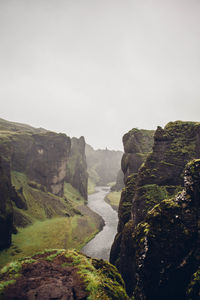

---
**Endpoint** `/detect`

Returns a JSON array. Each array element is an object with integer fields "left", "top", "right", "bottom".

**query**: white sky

[{"left": 0, "top": 0, "right": 200, "bottom": 150}]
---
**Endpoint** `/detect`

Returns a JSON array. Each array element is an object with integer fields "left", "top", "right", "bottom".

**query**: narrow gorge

[{"left": 1, "top": 119, "right": 200, "bottom": 299}]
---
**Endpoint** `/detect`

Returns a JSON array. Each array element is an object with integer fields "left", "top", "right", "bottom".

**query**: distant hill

[{"left": 85, "top": 144, "right": 123, "bottom": 186}]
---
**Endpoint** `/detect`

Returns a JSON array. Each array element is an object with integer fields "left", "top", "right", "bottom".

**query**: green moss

[
  {"left": 65, "top": 249, "right": 129, "bottom": 300},
  {"left": 137, "top": 184, "right": 169, "bottom": 211},
  {"left": 0, "top": 280, "right": 16, "bottom": 294},
  {"left": 187, "top": 268, "right": 200, "bottom": 300},
  {"left": 0, "top": 261, "right": 22, "bottom": 275}
]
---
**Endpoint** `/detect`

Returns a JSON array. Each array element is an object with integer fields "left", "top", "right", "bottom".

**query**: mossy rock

[
  {"left": 187, "top": 267, "right": 200, "bottom": 300},
  {"left": 0, "top": 249, "right": 129, "bottom": 300},
  {"left": 132, "top": 159, "right": 200, "bottom": 299}
]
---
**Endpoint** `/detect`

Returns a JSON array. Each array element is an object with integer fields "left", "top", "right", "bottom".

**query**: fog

[{"left": 0, "top": 0, "right": 200, "bottom": 150}]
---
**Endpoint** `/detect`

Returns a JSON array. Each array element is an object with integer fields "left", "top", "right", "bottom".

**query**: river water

[{"left": 81, "top": 186, "right": 118, "bottom": 261}]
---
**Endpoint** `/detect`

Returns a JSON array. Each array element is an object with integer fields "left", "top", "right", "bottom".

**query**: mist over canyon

[{"left": 0, "top": 118, "right": 200, "bottom": 300}]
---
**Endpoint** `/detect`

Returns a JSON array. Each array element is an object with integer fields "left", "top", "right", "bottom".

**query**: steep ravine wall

[
  {"left": 110, "top": 128, "right": 155, "bottom": 272},
  {"left": 0, "top": 156, "right": 13, "bottom": 250},
  {"left": 110, "top": 121, "right": 200, "bottom": 298},
  {"left": 66, "top": 137, "right": 88, "bottom": 200},
  {"left": 0, "top": 119, "right": 88, "bottom": 250}
]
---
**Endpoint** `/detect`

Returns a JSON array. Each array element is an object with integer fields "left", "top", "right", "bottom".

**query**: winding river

[{"left": 81, "top": 186, "right": 118, "bottom": 261}]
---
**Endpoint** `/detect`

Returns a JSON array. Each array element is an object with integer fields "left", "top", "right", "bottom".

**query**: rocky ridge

[{"left": 110, "top": 121, "right": 200, "bottom": 298}]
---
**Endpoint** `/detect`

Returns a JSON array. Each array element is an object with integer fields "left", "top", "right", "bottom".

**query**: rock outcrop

[
  {"left": 66, "top": 137, "right": 88, "bottom": 200},
  {"left": 0, "top": 249, "right": 129, "bottom": 300},
  {"left": 121, "top": 128, "right": 155, "bottom": 183},
  {"left": 0, "top": 156, "right": 13, "bottom": 250},
  {"left": 110, "top": 121, "right": 200, "bottom": 298},
  {"left": 0, "top": 128, "right": 71, "bottom": 197},
  {"left": 133, "top": 159, "right": 200, "bottom": 300},
  {"left": 110, "top": 128, "right": 154, "bottom": 279}
]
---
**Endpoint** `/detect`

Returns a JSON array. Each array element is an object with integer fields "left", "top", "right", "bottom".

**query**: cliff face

[
  {"left": 0, "top": 156, "right": 13, "bottom": 250},
  {"left": 0, "top": 130, "right": 71, "bottom": 197},
  {"left": 133, "top": 159, "right": 200, "bottom": 300},
  {"left": 111, "top": 169, "right": 124, "bottom": 191},
  {"left": 110, "top": 128, "right": 154, "bottom": 273},
  {"left": 85, "top": 144, "right": 123, "bottom": 186},
  {"left": 122, "top": 128, "right": 155, "bottom": 183},
  {"left": 110, "top": 121, "right": 200, "bottom": 298},
  {"left": 0, "top": 119, "right": 89, "bottom": 250},
  {"left": 65, "top": 137, "right": 88, "bottom": 200},
  {"left": 132, "top": 121, "right": 200, "bottom": 226}
]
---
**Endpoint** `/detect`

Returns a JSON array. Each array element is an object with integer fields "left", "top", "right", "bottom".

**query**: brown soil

[{"left": 2, "top": 254, "right": 88, "bottom": 300}]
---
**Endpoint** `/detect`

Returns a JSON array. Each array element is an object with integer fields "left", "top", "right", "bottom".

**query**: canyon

[{"left": 1, "top": 119, "right": 200, "bottom": 299}]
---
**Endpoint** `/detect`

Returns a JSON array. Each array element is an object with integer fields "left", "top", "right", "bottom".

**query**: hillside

[{"left": 0, "top": 118, "right": 102, "bottom": 266}]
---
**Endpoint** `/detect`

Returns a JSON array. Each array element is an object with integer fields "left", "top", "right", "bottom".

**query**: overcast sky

[{"left": 0, "top": 0, "right": 200, "bottom": 150}]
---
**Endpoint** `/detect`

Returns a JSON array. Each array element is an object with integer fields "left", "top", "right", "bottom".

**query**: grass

[
  {"left": 0, "top": 174, "right": 102, "bottom": 268},
  {"left": 0, "top": 213, "right": 100, "bottom": 268},
  {"left": 65, "top": 249, "right": 129, "bottom": 299},
  {"left": 0, "top": 249, "right": 129, "bottom": 299},
  {"left": 105, "top": 191, "right": 121, "bottom": 211},
  {"left": 88, "top": 178, "right": 96, "bottom": 195}
]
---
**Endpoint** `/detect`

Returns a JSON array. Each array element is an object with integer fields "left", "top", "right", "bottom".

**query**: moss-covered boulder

[{"left": 0, "top": 249, "right": 129, "bottom": 300}]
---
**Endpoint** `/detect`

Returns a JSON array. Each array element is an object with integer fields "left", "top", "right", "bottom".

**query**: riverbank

[
  {"left": 105, "top": 190, "right": 121, "bottom": 211},
  {"left": 81, "top": 186, "right": 118, "bottom": 261},
  {"left": 0, "top": 184, "right": 104, "bottom": 268}
]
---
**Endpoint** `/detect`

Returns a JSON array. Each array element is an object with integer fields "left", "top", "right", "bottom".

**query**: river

[{"left": 81, "top": 186, "right": 118, "bottom": 261}]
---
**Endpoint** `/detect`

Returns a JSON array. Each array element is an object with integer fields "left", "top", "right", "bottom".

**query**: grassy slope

[
  {"left": 88, "top": 178, "right": 96, "bottom": 195},
  {"left": 0, "top": 173, "right": 102, "bottom": 267},
  {"left": 105, "top": 191, "right": 121, "bottom": 211}
]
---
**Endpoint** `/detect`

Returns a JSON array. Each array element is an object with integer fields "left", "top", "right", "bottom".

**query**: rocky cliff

[
  {"left": 0, "top": 120, "right": 71, "bottom": 197},
  {"left": 66, "top": 137, "right": 88, "bottom": 200},
  {"left": 0, "top": 156, "right": 13, "bottom": 250},
  {"left": 110, "top": 121, "right": 200, "bottom": 298},
  {"left": 0, "top": 119, "right": 90, "bottom": 252},
  {"left": 110, "top": 128, "right": 154, "bottom": 276},
  {"left": 133, "top": 159, "right": 200, "bottom": 299},
  {"left": 85, "top": 144, "right": 123, "bottom": 186},
  {"left": 111, "top": 169, "right": 124, "bottom": 191}
]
